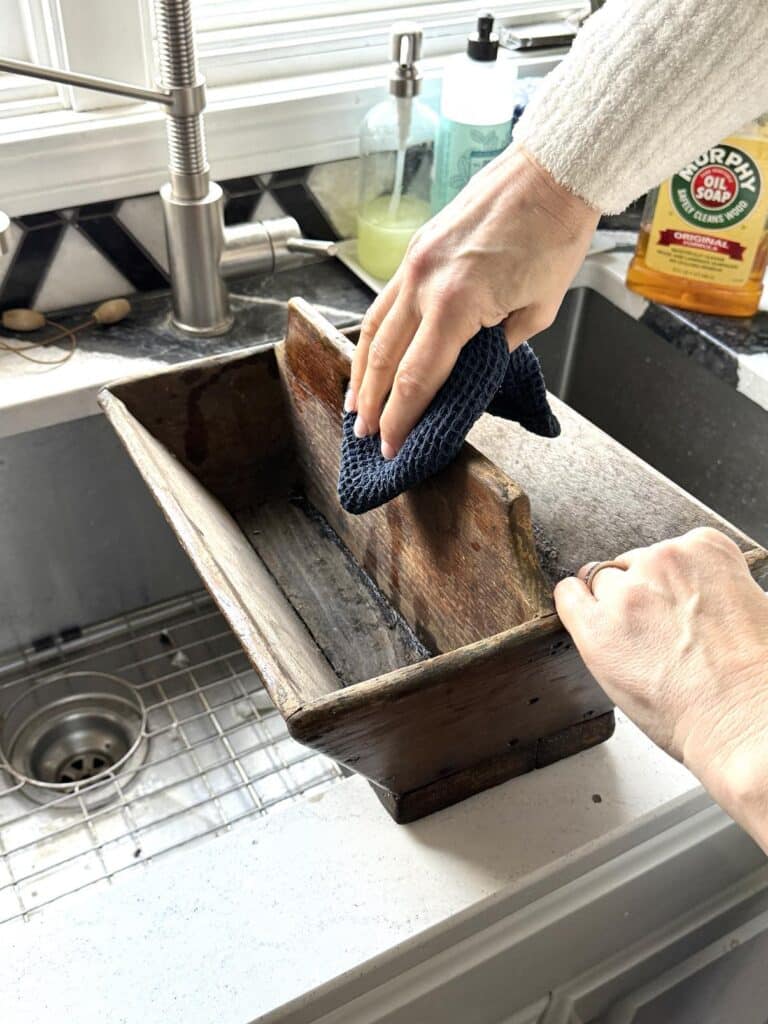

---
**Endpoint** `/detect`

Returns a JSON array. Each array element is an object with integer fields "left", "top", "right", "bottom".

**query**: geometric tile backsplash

[{"left": 0, "top": 161, "right": 353, "bottom": 314}]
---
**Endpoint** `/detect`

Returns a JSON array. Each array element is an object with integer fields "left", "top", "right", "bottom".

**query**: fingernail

[
  {"left": 344, "top": 387, "right": 356, "bottom": 413},
  {"left": 381, "top": 441, "right": 396, "bottom": 460},
  {"left": 353, "top": 415, "right": 370, "bottom": 438}
]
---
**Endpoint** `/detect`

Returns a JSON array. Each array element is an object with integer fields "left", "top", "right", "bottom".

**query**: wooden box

[{"left": 99, "top": 300, "right": 766, "bottom": 822}]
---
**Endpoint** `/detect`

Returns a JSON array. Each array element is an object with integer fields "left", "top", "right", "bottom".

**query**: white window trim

[{"left": 0, "top": 1, "right": 570, "bottom": 216}]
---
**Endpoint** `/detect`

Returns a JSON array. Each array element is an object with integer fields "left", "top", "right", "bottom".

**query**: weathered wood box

[{"left": 99, "top": 300, "right": 767, "bottom": 822}]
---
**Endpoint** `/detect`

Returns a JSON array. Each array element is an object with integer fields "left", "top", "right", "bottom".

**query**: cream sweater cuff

[{"left": 514, "top": 0, "right": 768, "bottom": 214}]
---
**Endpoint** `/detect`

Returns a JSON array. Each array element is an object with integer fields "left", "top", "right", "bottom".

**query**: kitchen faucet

[{"left": 0, "top": 0, "right": 334, "bottom": 335}]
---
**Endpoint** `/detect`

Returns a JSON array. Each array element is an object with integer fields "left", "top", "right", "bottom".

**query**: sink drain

[
  {"left": 56, "top": 751, "right": 117, "bottom": 785},
  {"left": 0, "top": 672, "right": 147, "bottom": 808}
]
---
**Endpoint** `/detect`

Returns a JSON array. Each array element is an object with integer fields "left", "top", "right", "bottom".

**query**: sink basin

[
  {"left": 0, "top": 283, "right": 763, "bottom": 927},
  {"left": 534, "top": 288, "right": 768, "bottom": 547},
  {"left": 0, "top": 415, "right": 342, "bottom": 926}
]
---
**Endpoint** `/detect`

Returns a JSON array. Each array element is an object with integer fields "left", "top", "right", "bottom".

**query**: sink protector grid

[{"left": 0, "top": 591, "right": 343, "bottom": 924}]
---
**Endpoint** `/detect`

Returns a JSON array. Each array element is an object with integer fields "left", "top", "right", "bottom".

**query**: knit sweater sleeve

[{"left": 514, "top": 0, "right": 768, "bottom": 213}]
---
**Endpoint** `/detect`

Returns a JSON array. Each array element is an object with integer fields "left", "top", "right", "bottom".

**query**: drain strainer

[
  {"left": 0, "top": 672, "right": 147, "bottom": 808},
  {"left": 57, "top": 750, "right": 117, "bottom": 785}
]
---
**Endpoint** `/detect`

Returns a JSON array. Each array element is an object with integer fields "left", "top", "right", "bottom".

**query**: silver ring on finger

[{"left": 585, "top": 560, "right": 626, "bottom": 595}]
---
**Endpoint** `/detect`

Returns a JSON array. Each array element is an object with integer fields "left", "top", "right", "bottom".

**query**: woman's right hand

[
  {"left": 554, "top": 528, "right": 768, "bottom": 853},
  {"left": 347, "top": 145, "right": 599, "bottom": 459}
]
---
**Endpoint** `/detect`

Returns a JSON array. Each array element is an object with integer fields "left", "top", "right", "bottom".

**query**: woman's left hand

[{"left": 554, "top": 527, "right": 768, "bottom": 852}]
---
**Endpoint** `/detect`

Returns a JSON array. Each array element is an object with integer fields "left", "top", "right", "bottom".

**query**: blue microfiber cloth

[{"left": 338, "top": 324, "right": 560, "bottom": 515}]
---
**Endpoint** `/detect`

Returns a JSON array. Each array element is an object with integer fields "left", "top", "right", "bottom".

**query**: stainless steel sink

[
  {"left": 534, "top": 288, "right": 768, "bottom": 547},
  {"left": 0, "top": 415, "right": 342, "bottom": 925}
]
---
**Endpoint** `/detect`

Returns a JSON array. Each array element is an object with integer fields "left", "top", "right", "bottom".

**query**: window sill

[{"left": 0, "top": 50, "right": 562, "bottom": 216}]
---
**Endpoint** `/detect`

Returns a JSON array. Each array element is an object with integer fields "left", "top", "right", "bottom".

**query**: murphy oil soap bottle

[
  {"left": 431, "top": 12, "right": 516, "bottom": 212},
  {"left": 627, "top": 118, "right": 768, "bottom": 316}
]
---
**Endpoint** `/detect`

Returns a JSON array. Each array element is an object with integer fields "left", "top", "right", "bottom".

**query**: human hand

[
  {"left": 347, "top": 145, "right": 599, "bottom": 459},
  {"left": 554, "top": 528, "right": 768, "bottom": 851}
]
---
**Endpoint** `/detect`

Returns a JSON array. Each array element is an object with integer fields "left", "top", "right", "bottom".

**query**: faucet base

[
  {"left": 160, "top": 180, "right": 233, "bottom": 335},
  {"left": 168, "top": 313, "right": 235, "bottom": 338}
]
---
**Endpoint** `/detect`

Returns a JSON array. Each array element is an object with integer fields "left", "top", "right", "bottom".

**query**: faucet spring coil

[
  {"left": 154, "top": 0, "right": 198, "bottom": 86},
  {"left": 154, "top": 0, "right": 208, "bottom": 197},
  {"left": 166, "top": 115, "right": 208, "bottom": 175}
]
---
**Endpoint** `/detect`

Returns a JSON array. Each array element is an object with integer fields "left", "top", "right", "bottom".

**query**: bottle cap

[
  {"left": 468, "top": 12, "right": 499, "bottom": 61},
  {"left": 389, "top": 22, "right": 423, "bottom": 98}
]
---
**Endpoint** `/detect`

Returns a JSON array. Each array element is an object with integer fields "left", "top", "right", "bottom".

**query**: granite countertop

[
  {"left": 3, "top": 242, "right": 768, "bottom": 441},
  {"left": 0, "top": 258, "right": 372, "bottom": 438},
  {"left": 578, "top": 242, "right": 768, "bottom": 412}
]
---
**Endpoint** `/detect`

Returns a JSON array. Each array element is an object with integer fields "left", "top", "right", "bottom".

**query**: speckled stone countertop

[
  {"left": 575, "top": 244, "right": 768, "bottom": 413},
  {"left": 38, "top": 258, "right": 371, "bottom": 364},
  {"left": 2, "top": 246, "right": 768, "bottom": 442},
  {"left": 642, "top": 301, "right": 768, "bottom": 386},
  {"left": 0, "top": 258, "right": 372, "bottom": 438}
]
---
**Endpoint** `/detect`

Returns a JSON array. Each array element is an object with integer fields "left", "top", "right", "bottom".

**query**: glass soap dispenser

[{"left": 357, "top": 23, "right": 438, "bottom": 281}]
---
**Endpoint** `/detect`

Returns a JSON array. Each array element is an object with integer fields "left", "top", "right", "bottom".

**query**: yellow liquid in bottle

[
  {"left": 627, "top": 123, "right": 768, "bottom": 317},
  {"left": 627, "top": 221, "right": 768, "bottom": 317},
  {"left": 357, "top": 194, "right": 431, "bottom": 281}
]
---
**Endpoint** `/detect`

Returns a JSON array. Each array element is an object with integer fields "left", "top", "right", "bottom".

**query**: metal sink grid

[{"left": 0, "top": 591, "right": 343, "bottom": 924}]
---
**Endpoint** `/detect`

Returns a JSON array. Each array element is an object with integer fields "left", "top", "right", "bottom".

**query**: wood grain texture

[
  {"left": 288, "top": 612, "right": 611, "bottom": 795},
  {"left": 237, "top": 498, "right": 427, "bottom": 685},
  {"left": 277, "top": 299, "right": 554, "bottom": 654},
  {"left": 99, "top": 301, "right": 768, "bottom": 822},
  {"left": 372, "top": 712, "right": 616, "bottom": 824},
  {"left": 469, "top": 400, "right": 765, "bottom": 579},
  {"left": 109, "top": 348, "right": 297, "bottom": 509},
  {"left": 745, "top": 547, "right": 768, "bottom": 588},
  {"left": 99, "top": 389, "right": 339, "bottom": 717}
]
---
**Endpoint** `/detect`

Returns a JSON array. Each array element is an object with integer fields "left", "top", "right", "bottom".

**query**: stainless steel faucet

[{"left": 0, "top": 0, "right": 333, "bottom": 335}]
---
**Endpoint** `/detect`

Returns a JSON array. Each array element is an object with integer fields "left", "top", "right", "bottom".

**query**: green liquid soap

[{"left": 357, "top": 194, "right": 431, "bottom": 281}]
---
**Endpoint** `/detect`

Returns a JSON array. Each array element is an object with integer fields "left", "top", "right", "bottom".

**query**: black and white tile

[{"left": 0, "top": 164, "right": 345, "bottom": 315}]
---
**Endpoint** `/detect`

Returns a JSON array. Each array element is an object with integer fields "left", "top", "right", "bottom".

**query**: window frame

[{"left": 0, "top": 0, "right": 576, "bottom": 215}]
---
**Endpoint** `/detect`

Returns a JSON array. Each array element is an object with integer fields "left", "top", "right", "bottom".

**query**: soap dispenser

[
  {"left": 432, "top": 12, "right": 517, "bottom": 211},
  {"left": 356, "top": 23, "right": 438, "bottom": 281}
]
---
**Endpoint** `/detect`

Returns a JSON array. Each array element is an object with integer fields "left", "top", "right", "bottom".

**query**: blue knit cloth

[{"left": 338, "top": 324, "right": 560, "bottom": 515}]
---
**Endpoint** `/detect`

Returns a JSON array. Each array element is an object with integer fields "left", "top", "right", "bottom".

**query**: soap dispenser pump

[{"left": 356, "top": 23, "right": 438, "bottom": 281}]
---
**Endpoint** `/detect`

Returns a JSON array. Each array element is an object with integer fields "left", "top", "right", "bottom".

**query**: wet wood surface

[
  {"left": 99, "top": 389, "right": 339, "bottom": 717},
  {"left": 470, "top": 400, "right": 764, "bottom": 580},
  {"left": 238, "top": 497, "right": 428, "bottom": 685},
  {"left": 277, "top": 300, "right": 554, "bottom": 654},
  {"left": 106, "top": 347, "right": 297, "bottom": 508}
]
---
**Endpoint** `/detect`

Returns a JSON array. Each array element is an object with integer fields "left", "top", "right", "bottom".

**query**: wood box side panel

[
  {"left": 99, "top": 390, "right": 340, "bottom": 717},
  {"left": 108, "top": 347, "right": 298, "bottom": 509},
  {"left": 278, "top": 299, "right": 554, "bottom": 655},
  {"left": 288, "top": 614, "right": 613, "bottom": 796},
  {"left": 373, "top": 712, "right": 616, "bottom": 823}
]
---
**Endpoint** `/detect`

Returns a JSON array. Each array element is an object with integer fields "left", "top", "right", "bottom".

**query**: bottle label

[
  {"left": 645, "top": 135, "right": 768, "bottom": 286},
  {"left": 432, "top": 119, "right": 512, "bottom": 210}
]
